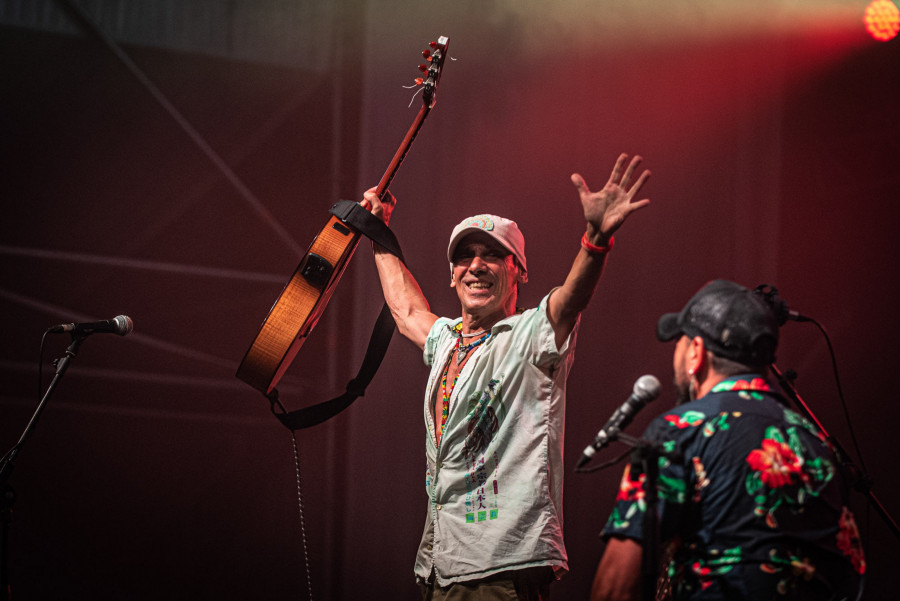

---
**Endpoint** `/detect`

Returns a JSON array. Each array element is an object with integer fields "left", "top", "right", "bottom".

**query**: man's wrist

[{"left": 581, "top": 232, "right": 614, "bottom": 254}]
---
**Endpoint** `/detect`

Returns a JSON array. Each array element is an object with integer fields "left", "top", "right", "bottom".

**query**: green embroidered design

[
  {"left": 686, "top": 547, "right": 743, "bottom": 590},
  {"left": 702, "top": 411, "right": 739, "bottom": 437},
  {"left": 658, "top": 472, "right": 687, "bottom": 504},
  {"left": 760, "top": 547, "right": 817, "bottom": 594},
  {"left": 464, "top": 378, "right": 505, "bottom": 524}
]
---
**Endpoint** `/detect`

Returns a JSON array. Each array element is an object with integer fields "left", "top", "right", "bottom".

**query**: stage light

[{"left": 864, "top": 0, "right": 900, "bottom": 41}]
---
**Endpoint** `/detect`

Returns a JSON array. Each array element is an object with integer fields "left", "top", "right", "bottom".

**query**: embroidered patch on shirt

[{"left": 464, "top": 378, "right": 503, "bottom": 524}]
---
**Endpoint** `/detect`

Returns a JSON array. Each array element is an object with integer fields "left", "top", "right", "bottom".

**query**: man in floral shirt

[{"left": 591, "top": 280, "right": 865, "bottom": 601}]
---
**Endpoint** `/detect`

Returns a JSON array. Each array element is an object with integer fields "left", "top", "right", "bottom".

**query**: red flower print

[
  {"left": 691, "top": 562, "right": 714, "bottom": 589},
  {"left": 665, "top": 411, "right": 704, "bottom": 429},
  {"left": 730, "top": 377, "right": 770, "bottom": 392},
  {"left": 713, "top": 377, "right": 772, "bottom": 393},
  {"left": 665, "top": 415, "right": 685, "bottom": 428},
  {"left": 665, "top": 415, "right": 688, "bottom": 429},
  {"left": 837, "top": 506, "right": 866, "bottom": 574},
  {"left": 616, "top": 464, "right": 646, "bottom": 503},
  {"left": 746, "top": 438, "right": 803, "bottom": 488}
]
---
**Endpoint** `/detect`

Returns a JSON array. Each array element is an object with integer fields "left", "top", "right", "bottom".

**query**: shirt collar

[{"left": 710, "top": 374, "right": 773, "bottom": 395}]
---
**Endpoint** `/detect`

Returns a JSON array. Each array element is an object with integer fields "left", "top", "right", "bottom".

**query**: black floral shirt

[{"left": 602, "top": 375, "right": 865, "bottom": 600}]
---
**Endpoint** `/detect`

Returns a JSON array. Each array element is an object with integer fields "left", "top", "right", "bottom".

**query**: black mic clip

[{"left": 754, "top": 284, "right": 809, "bottom": 325}]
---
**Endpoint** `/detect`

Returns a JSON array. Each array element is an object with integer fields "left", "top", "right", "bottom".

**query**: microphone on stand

[
  {"left": 48, "top": 315, "right": 133, "bottom": 337},
  {"left": 576, "top": 374, "right": 661, "bottom": 468}
]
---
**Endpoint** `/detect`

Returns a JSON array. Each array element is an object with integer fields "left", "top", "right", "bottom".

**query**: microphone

[
  {"left": 48, "top": 315, "right": 134, "bottom": 337},
  {"left": 576, "top": 374, "right": 661, "bottom": 468}
]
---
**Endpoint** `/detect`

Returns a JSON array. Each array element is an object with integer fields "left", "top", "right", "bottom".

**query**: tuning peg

[
  {"left": 429, "top": 41, "right": 438, "bottom": 48},
  {"left": 422, "top": 49, "right": 432, "bottom": 59},
  {"left": 418, "top": 64, "right": 428, "bottom": 73},
  {"left": 414, "top": 77, "right": 424, "bottom": 86}
]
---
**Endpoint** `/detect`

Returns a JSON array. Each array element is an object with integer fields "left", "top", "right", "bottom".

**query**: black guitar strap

[{"left": 271, "top": 200, "right": 404, "bottom": 431}]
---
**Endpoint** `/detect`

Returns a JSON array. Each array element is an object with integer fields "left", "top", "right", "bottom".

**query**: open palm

[{"left": 571, "top": 153, "right": 651, "bottom": 240}]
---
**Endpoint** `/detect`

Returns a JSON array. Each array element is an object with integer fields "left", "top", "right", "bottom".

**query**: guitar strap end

[{"left": 331, "top": 200, "right": 405, "bottom": 262}]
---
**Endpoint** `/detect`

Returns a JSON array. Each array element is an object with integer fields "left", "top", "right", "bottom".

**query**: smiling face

[{"left": 450, "top": 231, "right": 523, "bottom": 326}]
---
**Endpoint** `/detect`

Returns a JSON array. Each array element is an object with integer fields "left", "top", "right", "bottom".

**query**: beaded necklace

[
  {"left": 460, "top": 329, "right": 487, "bottom": 339},
  {"left": 454, "top": 329, "right": 491, "bottom": 364},
  {"left": 438, "top": 325, "right": 492, "bottom": 441}
]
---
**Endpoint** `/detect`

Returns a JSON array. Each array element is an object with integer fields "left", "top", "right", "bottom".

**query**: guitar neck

[
  {"left": 375, "top": 98, "right": 431, "bottom": 199},
  {"left": 236, "top": 36, "right": 448, "bottom": 396}
]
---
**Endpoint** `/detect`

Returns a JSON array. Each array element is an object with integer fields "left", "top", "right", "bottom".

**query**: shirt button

[{"left": 436, "top": 504, "right": 443, "bottom": 511}]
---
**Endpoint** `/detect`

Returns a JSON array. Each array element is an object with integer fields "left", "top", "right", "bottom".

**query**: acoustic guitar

[{"left": 237, "top": 36, "right": 449, "bottom": 395}]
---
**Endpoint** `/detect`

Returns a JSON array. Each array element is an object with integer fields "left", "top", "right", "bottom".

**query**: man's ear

[
  {"left": 687, "top": 336, "right": 707, "bottom": 376},
  {"left": 514, "top": 258, "right": 528, "bottom": 284}
]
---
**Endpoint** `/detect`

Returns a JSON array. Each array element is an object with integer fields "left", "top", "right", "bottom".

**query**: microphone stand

[
  {"left": 0, "top": 334, "right": 88, "bottom": 599},
  {"left": 770, "top": 362, "right": 900, "bottom": 542},
  {"left": 615, "top": 431, "right": 683, "bottom": 601}
]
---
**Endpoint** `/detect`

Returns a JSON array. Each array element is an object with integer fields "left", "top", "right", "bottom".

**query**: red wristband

[{"left": 581, "top": 232, "right": 614, "bottom": 254}]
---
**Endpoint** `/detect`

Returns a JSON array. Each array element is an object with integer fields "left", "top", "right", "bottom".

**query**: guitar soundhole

[{"left": 300, "top": 253, "right": 334, "bottom": 290}]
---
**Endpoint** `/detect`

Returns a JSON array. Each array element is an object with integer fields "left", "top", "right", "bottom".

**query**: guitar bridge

[{"left": 300, "top": 253, "right": 334, "bottom": 290}]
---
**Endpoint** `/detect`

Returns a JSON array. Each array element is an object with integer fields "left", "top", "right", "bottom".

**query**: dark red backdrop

[{"left": 1, "top": 2, "right": 898, "bottom": 599}]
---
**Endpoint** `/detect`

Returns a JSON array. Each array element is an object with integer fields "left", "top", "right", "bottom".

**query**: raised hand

[
  {"left": 570, "top": 153, "right": 651, "bottom": 243},
  {"left": 360, "top": 187, "right": 398, "bottom": 226}
]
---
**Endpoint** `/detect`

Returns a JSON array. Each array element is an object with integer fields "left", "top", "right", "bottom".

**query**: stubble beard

[{"left": 673, "top": 369, "right": 693, "bottom": 406}]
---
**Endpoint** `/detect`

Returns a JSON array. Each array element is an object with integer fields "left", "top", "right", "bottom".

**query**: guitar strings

[{"left": 406, "top": 85, "right": 426, "bottom": 108}]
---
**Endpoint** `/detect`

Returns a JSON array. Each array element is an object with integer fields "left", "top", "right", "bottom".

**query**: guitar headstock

[{"left": 415, "top": 36, "right": 449, "bottom": 109}]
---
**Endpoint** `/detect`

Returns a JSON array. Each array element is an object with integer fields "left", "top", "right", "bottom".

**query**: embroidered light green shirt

[{"left": 415, "top": 293, "right": 578, "bottom": 585}]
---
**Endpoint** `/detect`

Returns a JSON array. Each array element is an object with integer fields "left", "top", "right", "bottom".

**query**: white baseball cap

[{"left": 447, "top": 214, "right": 527, "bottom": 280}]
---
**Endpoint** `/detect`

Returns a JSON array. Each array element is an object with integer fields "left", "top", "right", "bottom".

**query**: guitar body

[
  {"left": 237, "top": 215, "right": 359, "bottom": 394},
  {"left": 237, "top": 36, "right": 449, "bottom": 396}
]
